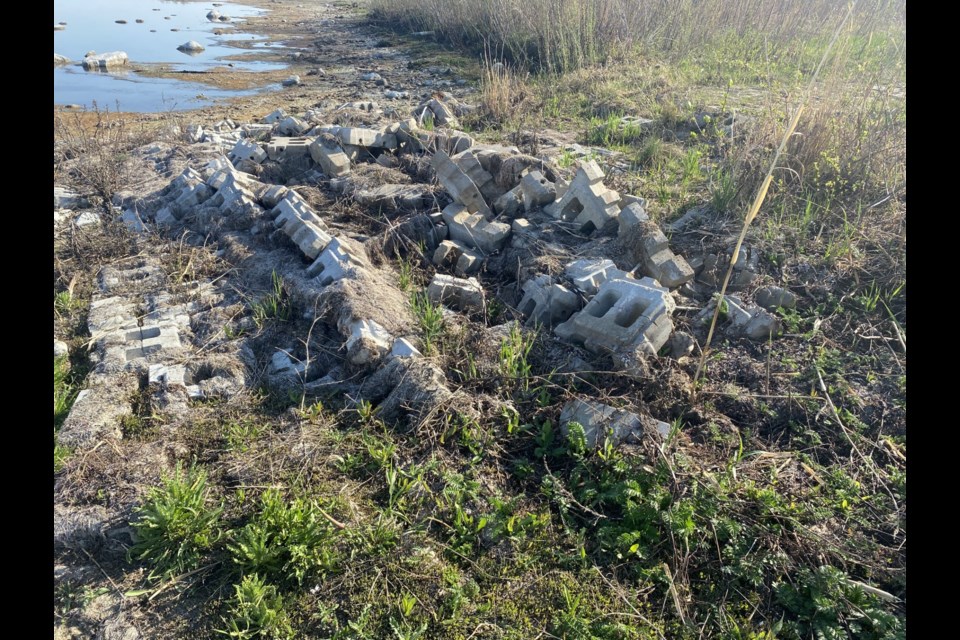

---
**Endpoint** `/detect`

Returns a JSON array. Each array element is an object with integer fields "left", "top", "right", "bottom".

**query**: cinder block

[
  {"left": 517, "top": 275, "right": 580, "bottom": 328},
  {"left": 441, "top": 203, "right": 510, "bottom": 253},
  {"left": 229, "top": 138, "right": 267, "bottom": 164},
  {"left": 519, "top": 171, "right": 557, "bottom": 211},
  {"left": 309, "top": 139, "right": 351, "bottom": 177},
  {"left": 432, "top": 150, "right": 492, "bottom": 218},
  {"left": 427, "top": 274, "right": 484, "bottom": 311},
  {"left": 544, "top": 160, "right": 620, "bottom": 234},
  {"left": 306, "top": 237, "right": 369, "bottom": 286},
  {"left": 564, "top": 258, "right": 631, "bottom": 296}
]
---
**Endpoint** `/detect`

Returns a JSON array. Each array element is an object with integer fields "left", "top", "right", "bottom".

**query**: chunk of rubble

[
  {"left": 266, "top": 136, "right": 312, "bottom": 162},
  {"left": 343, "top": 319, "right": 393, "bottom": 366},
  {"left": 618, "top": 202, "right": 649, "bottom": 234},
  {"left": 282, "top": 75, "right": 301, "bottom": 87},
  {"left": 261, "top": 108, "right": 287, "bottom": 124},
  {"left": 432, "top": 239, "right": 483, "bottom": 276},
  {"left": 560, "top": 398, "right": 671, "bottom": 448},
  {"left": 275, "top": 116, "right": 308, "bottom": 136},
  {"left": 545, "top": 160, "right": 620, "bottom": 234},
  {"left": 229, "top": 138, "right": 267, "bottom": 164},
  {"left": 519, "top": 171, "right": 557, "bottom": 211},
  {"left": 441, "top": 203, "right": 510, "bottom": 253},
  {"left": 555, "top": 278, "right": 674, "bottom": 359},
  {"left": 517, "top": 275, "right": 580, "bottom": 328},
  {"left": 427, "top": 274, "right": 484, "bottom": 311}
]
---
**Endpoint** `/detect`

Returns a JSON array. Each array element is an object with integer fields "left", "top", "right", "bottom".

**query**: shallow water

[{"left": 54, "top": 0, "right": 286, "bottom": 111}]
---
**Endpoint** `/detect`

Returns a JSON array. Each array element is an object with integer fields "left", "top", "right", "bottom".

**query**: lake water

[{"left": 54, "top": 0, "right": 287, "bottom": 111}]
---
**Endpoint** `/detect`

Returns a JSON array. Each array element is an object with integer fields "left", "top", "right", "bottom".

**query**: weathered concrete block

[
  {"left": 82, "top": 51, "right": 128, "bottom": 70},
  {"left": 229, "top": 138, "right": 267, "bottom": 164},
  {"left": 560, "top": 398, "right": 646, "bottom": 448},
  {"left": 306, "top": 237, "right": 370, "bottom": 286},
  {"left": 441, "top": 203, "right": 510, "bottom": 253},
  {"left": 261, "top": 108, "right": 287, "bottom": 124},
  {"left": 337, "top": 127, "right": 395, "bottom": 148},
  {"left": 427, "top": 98, "right": 458, "bottom": 127},
  {"left": 517, "top": 275, "right": 580, "bottom": 328},
  {"left": 272, "top": 195, "right": 332, "bottom": 259},
  {"left": 427, "top": 274, "right": 484, "bottom": 311},
  {"left": 565, "top": 258, "right": 631, "bottom": 297},
  {"left": 493, "top": 187, "right": 523, "bottom": 217},
  {"left": 755, "top": 286, "right": 796, "bottom": 311},
  {"left": 260, "top": 184, "right": 289, "bottom": 208},
  {"left": 275, "top": 116, "right": 308, "bottom": 136},
  {"left": 432, "top": 150, "right": 491, "bottom": 217},
  {"left": 632, "top": 222, "right": 695, "bottom": 288},
  {"left": 266, "top": 136, "right": 313, "bottom": 161},
  {"left": 344, "top": 319, "right": 393, "bottom": 366},
  {"left": 618, "top": 202, "right": 649, "bottom": 235},
  {"left": 389, "top": 338, "right": 422, "bottom": 359},
  {"left": 555, "top": 278, "right": 674, "bottom": 357},
  {"left": 309, "top": 139, "right": 351, "bottom": 177},
  {"left": 519, "top": 171, "right": 557, "bottom": 211},
  {"left": 544, "top": 160, "right": 620, "bottom": 234},
  {"left": 452, "top": 150, "right": 496, "bottom": 199}
]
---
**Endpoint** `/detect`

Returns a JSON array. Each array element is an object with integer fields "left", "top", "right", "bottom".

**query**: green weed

[{"left": 219, "top": 573, "right": 294, "bottom": 640}]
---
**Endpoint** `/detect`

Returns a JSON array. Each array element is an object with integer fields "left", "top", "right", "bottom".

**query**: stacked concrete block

[
  {"left": 633, "top": 222, "right": 695, "bottom": 288},
  {"left": 306, "top": 237, "right": 370, "bottom": 286},
  {"left": 441, "top": 203, "right": 511, "bottom": 253},
  {"left": 432, "top": 239, "right": 482, "bottom": 276},
  {"left": 266, "top": 137, "right": 313, "bottom": 162},
  {"left": 240, "top": 123, "right": 273, "bottom": 141},
  {"left": 309, "top": 139, "right": 351, "bottom": 177},
  {"left": 427, "top": 274, "right": 484, "bottom": 311},
  {"left": 517, "top": 275, "right": 580, "bottom": 328},
  {"left": 185, "top": 124, "right": 203, "bottom": 144},
  {"left": 213, "top": 172, "right": 260, "bottom": 216},
  {"left": 260, "top": 184, "right": 289, "bottom": 208},
  {"left": 424, "top": 98, "right": 458, "bottom": 127},
  {"left": 564, "top": 258, "right": 632, "bottom": 297},
  {"left": 519, "top": 171, "right": 557, "bottom": 212},
  {"left": 432, "top": 150, "right": 492, "bottom": 218},
  {"left": 271, "top": 194, "right": 332, "bottom": 260},
  {"left": 545, "top": 160, "right": 620, "bottom": 234},
  {"left": 555, "top": 278, "right": 674, "bottom": 357}
]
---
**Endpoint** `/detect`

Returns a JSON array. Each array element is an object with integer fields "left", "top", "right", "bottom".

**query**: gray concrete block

[
  {"left": 555, "top": 278, "right": 674, "bottom": 357},
  {"left": 432, "top": 150, "right": 492, "bottom": 217},
  {"left": 427, "top": 274, "right": 484, "bottom": 311},
  {"left": 544, "top": 160, "right": 620, "bottom": 234},
  {"left": 441, "top": 203, "right": 511, "bottom": 253},
  {"left": 755, "top": 286, "right": 796, "bottom": 311},
  {"left": 344, "top": 319, "right": 393, "bottom": 366},
  {"left": 618, "top": 202, "right": 649, "bottom": 235},
  {"left": 354, "top": 184, "right": 429, "bottom": 211},
  {"left": 261, "top": 108, "right": 287, "bottom": 124},
  {"left": 560, "top": 399, "right": 644, "bottom": 449},
  {"left": 229, "top": 138, "right": 267, "bottom": 164},
  {"left": 389, "top": 338, "right": 422, "bottom": 359},
  {"left": 276, "top": 116, "right": 308, "bottom": 136},
  {"left": 564, "top": 258, "right": 631, "bottom": 296},
  {"left": 306, "top": 237, "right": 370, "bottom": 286},
  {"left": 519, "top": 171, "right": 557, "bottom": 211},
  {"left": 309, "top": 139, "right": 351, "bottom": 177},
  {"left": 266, "top": 137, "right": 313, "bottom": 161},
  {"left": 517, "top": 275, "right": 580, "bottom": 328}
]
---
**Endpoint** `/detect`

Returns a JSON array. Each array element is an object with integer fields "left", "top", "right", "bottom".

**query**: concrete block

[
  {"left": 82, "top": 51, "right": 128, "bottom": 70},
  {"left": 260, "top": 184, "right": 289, "bottom": 208},
  {"left": 544, "top": 161, "right": 620, "bottom": 234},
  {"left": 272, "top": 196, "right": 332, "bottom": 259},
  {"left": 261, "top": 108, "right": 287, "bottom": 124},
  {"left": 344, "top": 319, "right": 393, "bottom": 366},
  {"left": 452, "top": 150, "right": 495, "bottom": 197},
  {"left": 455, "top": 247, "right": 483, "bottom": 276},
  {"left": 632, "top": 222, "right": 695, "bottom": 288},
  {"left": 309, "top": 140, "right": 351, "bottom": 177},
  {"left": 618, "top": 202, "right": 649, "bottom": 235},
  {"left": 441, "top": 203, "right": 510, "bottom": 253},
  {"left": 306, "top": 237, "right": 370, "bottom": 286},
  {"left": 266, "top": 137, "right": 313, "bottom": 162},
  {"left": 519, "top": 171, "right": 557, "bottom": 211},
  {"left": 560, "top": 398, "right": 644, "bottom": 448},
  {"left": 432, "top": 150, "right": 491, "bottom": 217},
  {"left": 338, "top": 127, "right": 390, "bottom": 148},
  {"left": 433, "top": 239, "right": 465, "bottom": 269},
  {"left": 229, "top": 138, "right": 267, "bottom": 164},
  {"left": 75, "top": 211, "right": 101, "bottom": 227},
  {"left": 148, "top": 363, "right": 187, "bottom": 388},
  {"left": 240, "top": 123, "right": 273, "bottom": 141},
  {"left": 517, "top": 275, "right": 580, "bottom": 328},
  {"left": 121, "top": 208, "right": 146, "bottom": 233},
  {"left": 354, "top": 184, "right": 428, "bottom": 211},
  {"left": 427, "top": 274, "right": 484, "bottom": 311},
  {"left": 389, "top": 338, "right": 421, "bottom": 359},
  {"left": 270, "top": 350, "right": 306, "bottom": 375},
  {"left": 744, "top": 311, "right": 780, "bottom": 340},
  {"left": 54, "top": 186, "right": 90, "bottom": 210},
  {"left": 427, "top": 98, "right": 458, "bottom": 127},
  {"left": 564, "top": 258, "right": 630, "bottom": 296},
  {"left": 275, "top": 116, "right": 308, "bottom": 136},
  {"left": 555, "top": 278, "right": 674, "bottom": 357},
  {"left": 493, "top": 187, "right": 523, "bottom": 217},
  {"left": 755, "top": 286, "right": 796, "bottom": 311}
]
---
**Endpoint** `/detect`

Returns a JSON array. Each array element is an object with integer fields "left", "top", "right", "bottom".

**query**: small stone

[
  {"left": 755, "top": 286, "right": 797, "bottom": 311},
  {"left": 282, "top": 75, "right": 301, "bottom": 87}
]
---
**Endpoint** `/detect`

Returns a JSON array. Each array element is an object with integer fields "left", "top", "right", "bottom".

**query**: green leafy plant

[
  {"left": 130, "top": 462, "right": 223, "bottom": 580},
  {"left": 498, "top": 324, "right": 535, "bottom": 390},
  {"left": 219, "top": 574, "right": 294, "bottom": 640},
  {"left": 251, "top": 272, "right": 290, "bottom": 329}
]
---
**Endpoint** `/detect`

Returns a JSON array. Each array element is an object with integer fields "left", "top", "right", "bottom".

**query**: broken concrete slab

[
  {"left": 451, "top": 150, "right": 498, "bottom": 201},
  {"left": 427, "top": 274, "right": 484, "bottom": 311},
  {"left": 517, "top": 275, "right": 580, "bottom": 328},
  {"left": 544, "top": 160, "right": 620, "bottom": 234},
  {"left": 555, "top": 278, "right": 674, "bottom": 358},
  {"left": 441, "top": 203, "right": 511, "bottom": 253},
  {"left": 272, "top": 195, "right": 333, "bottom": 260},
  {"left": 54, "top": 186, "right": 90, "bottom": 210},
  {"left": 261, "top": 108, "right": 287, "bottom": 124},
  {"left": 82, "top": 51, "right": 128, "bottom": 70},
  {"left": 432, "top": 150, "right": 492, "bottom": 218}
]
